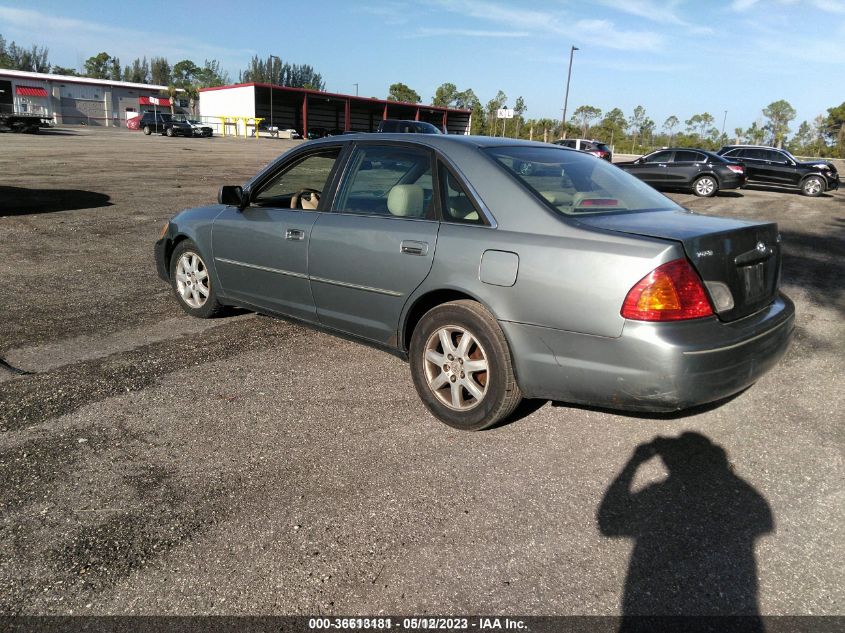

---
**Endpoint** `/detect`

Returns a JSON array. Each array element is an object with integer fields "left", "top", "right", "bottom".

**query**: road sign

[{"left": 497, "top": 108, "right": 514, "bottom": 119}]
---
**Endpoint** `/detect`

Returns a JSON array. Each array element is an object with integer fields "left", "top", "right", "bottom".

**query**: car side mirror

[
  {"left": 219, "top": 185, "right": 246, "bottom": 208},
  {"left": 635, "top": 157, "right": 643, "bottom": 164}
]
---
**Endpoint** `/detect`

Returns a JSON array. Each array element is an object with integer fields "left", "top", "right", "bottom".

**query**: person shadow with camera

[{"left": 598, "top": 432, "right": 774, "bottom": 632}]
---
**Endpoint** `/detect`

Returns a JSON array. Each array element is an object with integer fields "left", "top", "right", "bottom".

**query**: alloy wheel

[
  {"left": 174, "top": 251, "right": 210, "bottom": 309},
  {"left": 695, "top": 177, "right": 716, "bottom": 196},
  {"left": 423, "top": 325, "right": 489, "bottom": 411},
  {"left": 803, "top": 178, "right": 822, "bottom": 196}
]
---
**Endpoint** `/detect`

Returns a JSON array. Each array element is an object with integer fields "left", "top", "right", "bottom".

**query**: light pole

[
  {"left": 721, "top": 110, "right": 728, "bottom": 139},
  {"left": 561, "top": 45, "right": 579, "bottom": 139},
  {"left": 269, "top": 54, "right": 281, "bottom": 134},
  {"left": 353, "top": 83, "right": 359, "bottom": 96}
]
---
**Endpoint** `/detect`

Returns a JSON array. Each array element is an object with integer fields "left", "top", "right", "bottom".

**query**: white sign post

[{"left": 496, "top": 108, "right": 514, "bottom": 137}]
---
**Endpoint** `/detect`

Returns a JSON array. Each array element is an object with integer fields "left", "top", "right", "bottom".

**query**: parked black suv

[
  {"left": 376, "top": 119, "right": 443, "bottom": 134},
  {"left": 617, "top": 148, "right": 746, "bottom": 197},
  {"left": 717, "top": 145, "right": 839, "bottom": 197},
  {"left": 139, "top": 112, "right": 196, "bottom": 137}
]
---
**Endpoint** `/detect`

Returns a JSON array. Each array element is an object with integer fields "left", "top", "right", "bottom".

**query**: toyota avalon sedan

[
  {"left": 154, "top": 134, "right": 794, "bottom": 430},
  {"left": 617, "top": 148, "right": 746, "bottom": 197}
]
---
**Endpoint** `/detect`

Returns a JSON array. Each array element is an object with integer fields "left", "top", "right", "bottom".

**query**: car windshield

[
  {"left": 485, "top": 146, "right": 680, "bottom": 216},
  {"left": 781, "top": 149, "right": 799, "bottom": 162}
]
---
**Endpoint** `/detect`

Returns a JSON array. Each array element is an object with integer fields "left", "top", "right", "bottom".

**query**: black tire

[
  {"left": 409, "top": 300, "right": 522, "bottom": 431},
  {"left": 169, "top": 240, "right": 225, "bottom": 318},
  {"left": 801, "top": 176, "right": 824, "bottom": 197},
  {"left": 143, "top": 125, "right": 152, "bottom": 135},
  {"left": 693, "top": 175, "right": 718, "bottom": 197},
  {"left": 165, "top": 126, "right": 175, "bottom": 137}
]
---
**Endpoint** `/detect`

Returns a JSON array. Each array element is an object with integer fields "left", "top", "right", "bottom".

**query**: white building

[{"left": 0, "top": 68, "right": 182, "bottom": 127}]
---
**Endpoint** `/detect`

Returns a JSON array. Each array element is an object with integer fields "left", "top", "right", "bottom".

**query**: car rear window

[{"left": 485, "top": 146, "right": 679, "bottom": 216}]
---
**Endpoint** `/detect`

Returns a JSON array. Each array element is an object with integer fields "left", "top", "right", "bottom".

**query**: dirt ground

[{"left": 0, "top": 127, "right": 842, "bottom": 616}]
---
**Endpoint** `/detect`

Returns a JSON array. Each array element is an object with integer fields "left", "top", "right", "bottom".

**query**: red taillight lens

[
  {"left": 621, "top": 259, "right": 714, "bottom": 321},
  {"left": 577, "top": 198, "right": 619, "bottom": 207},
  {"left": 727, "top": 165, "right": 744, "bottom": 174}
]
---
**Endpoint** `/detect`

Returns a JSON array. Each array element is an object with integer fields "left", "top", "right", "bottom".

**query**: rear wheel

[
  {"left": 693, "top": 175, "right": 718, "bottom": 197},
  {"left": 801, "top": 176, "right": 824, "bottom": 197},
  {"left": 143, "top": 125, "right": 151, "bottom": 135},
  {"left": 409, "top": 300, "right": 522, "bottom": 431}
]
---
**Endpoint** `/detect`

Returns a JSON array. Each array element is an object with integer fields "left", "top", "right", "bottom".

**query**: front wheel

[
  {"left": 143, "top": 125, "right": 151, "bottom": 135},
  {"left": 693, "top": 175, "right": 718, "bottom": 197},
  {"left": 169, "top": 240, "right": 225, "bottom": 318},
  {"left": 801, "top": 176, "right": 824, "bottom": 197},
  {"left": 165, "top": 127, "right": 175, "bottom": 137},
  {"left": 409, "top": 300, "right": 522, "bottom": 431}
]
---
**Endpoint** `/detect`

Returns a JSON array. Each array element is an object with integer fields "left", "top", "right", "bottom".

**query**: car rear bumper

[
  {"left": 501, "top": 293, "right": 795, "bottom": 412},
  {"left": 719, "top": 173, "right": 746, "bottom": 189}
]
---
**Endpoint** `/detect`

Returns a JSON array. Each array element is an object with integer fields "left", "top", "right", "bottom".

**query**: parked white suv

[{"left": 553, "top": 138, "right": 612, "bottom": 161}]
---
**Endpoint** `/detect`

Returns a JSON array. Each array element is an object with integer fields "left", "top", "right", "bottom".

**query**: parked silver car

[{"left": 155, "top": 135, "right": 794, "bottom": 430}]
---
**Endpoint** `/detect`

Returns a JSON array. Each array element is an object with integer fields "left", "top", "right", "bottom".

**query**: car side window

[
  {"left": 673, "top": 151, "right": 700, "bottom": 162},
  {"left": 764, "top": 150, "right": 787, "bottom": 163},
  {"left": 333, "top": 145, "right": 435, "bottom": 219},
  {"left": 439, "top": 163, "right": 485, "bottom": 225},
  {"left": 253, "top": 149, "right": 340, "bottom": 209},
  {"left": 645, "top": 151, "right": 674, "bottom": 163},
  {"left": 744, "top": 149, "right": 766, "bottom": 160}
]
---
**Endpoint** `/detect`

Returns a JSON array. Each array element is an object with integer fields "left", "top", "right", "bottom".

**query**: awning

[
  {"left": 16, "top": 86, "right": 48, "bottom": 97},
  {"left": 139, "top": 96, "right": 171, "bottom": 107}
]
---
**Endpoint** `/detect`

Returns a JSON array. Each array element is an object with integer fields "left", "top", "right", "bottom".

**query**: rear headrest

[
  {"left": 387, "top": 184, "right": 424, "bottom": 217},
  {"left": 540, "top": 191, "right": 569, "bottom": 205}
]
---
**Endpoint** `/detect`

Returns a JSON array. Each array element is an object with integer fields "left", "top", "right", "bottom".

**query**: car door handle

[
  {"left": 400, "top": 240, "right": 429, "bottom": 256},
  {"left": 285, "top": 229, "right": 305, "bottom": 241},
  {"left": 658, "top": 163, "right": 668, "bottom": 167}
]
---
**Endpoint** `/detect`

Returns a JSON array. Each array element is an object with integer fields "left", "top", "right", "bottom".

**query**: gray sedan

[{"left": 154, "top": 134, "right": 794, "bottom": 430}]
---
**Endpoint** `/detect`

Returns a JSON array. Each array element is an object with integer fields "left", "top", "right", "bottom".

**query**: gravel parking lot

[{"left": 0, "top": 128, "right": 842, "bottom": 616}]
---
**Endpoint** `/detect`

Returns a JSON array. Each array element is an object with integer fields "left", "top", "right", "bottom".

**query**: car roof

[
  {"left": 305, "top": 133, "right": 573, "bottom": 152},
  {"left": 720, "top": 145, "right": 782, "bottom": 150}
]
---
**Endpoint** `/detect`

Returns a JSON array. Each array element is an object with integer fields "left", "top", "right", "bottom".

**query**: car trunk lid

[{"left": 577, "top": 210, "right": 781, "bottom": 321}]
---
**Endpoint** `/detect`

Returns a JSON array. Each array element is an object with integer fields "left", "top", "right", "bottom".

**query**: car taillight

[
  {"left": 621, "top": 259, "right": 713, "bottom": 321},
  {"left": 727, "top": 165, "right": 744, "bottom": 174}
]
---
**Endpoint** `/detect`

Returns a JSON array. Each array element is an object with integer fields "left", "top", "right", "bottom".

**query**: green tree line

[{"left": 398, "top": 80, "right": 845, "bottom": 158}]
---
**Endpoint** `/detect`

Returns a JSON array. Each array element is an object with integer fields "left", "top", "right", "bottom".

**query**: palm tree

[
  {"left": 163, "top": 84, "right": 179, "bottom": 115},
  {"left": 183, "top": 85, "right": 199, "bottom": 117}
]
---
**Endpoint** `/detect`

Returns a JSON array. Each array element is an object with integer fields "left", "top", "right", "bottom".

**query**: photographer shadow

[{"left": 597, "top": 432, "right": 774, "bottom": 632}]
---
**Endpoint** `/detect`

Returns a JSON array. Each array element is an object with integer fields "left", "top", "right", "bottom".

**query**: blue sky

[{"left": 2, "top": 0, "right": 843, "bottom": 134}]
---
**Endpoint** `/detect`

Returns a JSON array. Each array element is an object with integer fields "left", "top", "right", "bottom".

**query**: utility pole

[
  {"left": 269, "top": 54, "right": 281, "bottom": 135},
  {"left": 561, "top": 45, "right": 579, "bottom": 140}
]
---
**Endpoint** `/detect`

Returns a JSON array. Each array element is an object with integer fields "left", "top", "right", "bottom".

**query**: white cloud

[
  {"left": 730, "top": 0, "right": 760, "bottom": 10},
  {"left": 426, "top": 0, "right": 664, "bottom": 51},
  {"left": 812, "top": 0, "right": 845, "bottom": 12},
  {"left": 0, "top": 6, "right": 254, "bottom": 72},
  {"left": 413, "top": 28, "right": 530, "bottom": 38},
  {"left": 596, "top": 0, "right": 714, "bottom": 35}
]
